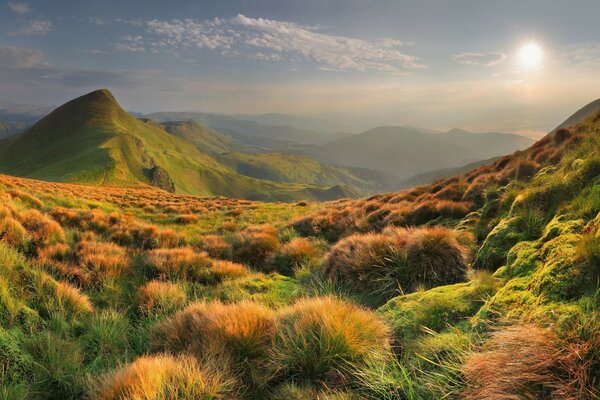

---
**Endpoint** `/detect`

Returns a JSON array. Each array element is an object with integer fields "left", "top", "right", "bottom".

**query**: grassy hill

[
  {"left": 158, "top": 120, "right": 244, "bottom": 156},
  {"left": 0, "top": 99, "right": 598, "bottom": 399},
  {"left": 218, "top": 151, "right": 398, "bottom": 193},
  {"left": 0, "top": 90, "right": 358, "bottom": 202}
]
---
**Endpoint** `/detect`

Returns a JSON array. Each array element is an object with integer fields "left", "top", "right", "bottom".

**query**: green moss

[
  {"left": 0, "top": 327, "right": 33, "bottom": 385},
  {"left": 379, "top": 273, "right": 500, "bottom": 345},
  {"left": 498, "top": 240, "right": 540, "bottom": 278},
  {"left": 475, "top": 216, "right": 525, "bottom": 270},
  {"left": 530, "top": 233, "right": 592, "bottom": 301}
]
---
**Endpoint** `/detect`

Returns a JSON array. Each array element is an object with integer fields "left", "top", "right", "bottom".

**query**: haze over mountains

[{"left": 0, "top": 89, "right": 540, "bottom": 200}]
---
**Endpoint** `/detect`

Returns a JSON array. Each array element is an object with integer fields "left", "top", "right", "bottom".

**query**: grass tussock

[
  {"left": 269, "top": 237, "right": 322, "bottom": 276},
  {"left": 196, "top": 234, "right": 232, "bottom": 259},
  {"left": 463, "top": 324, "right": 597, "bottom": 400},
  {"left": 146, "top": 247, "right": 210, "bottom": 281},
  {"left": 90, "top": 354, "right": 237, "bottom": 400},
  {"left": 18, "top": 209, "right": 66, "bottom": 246},
  {"left": 77, "top": 240, "right": 129, "bottom": 278},
  {"left": 231, "top": 224, "right": 281, "bottom": 269},
  {"left": 271, "top": 296, "right": 391, "bottom": 385},
  {"left": 0, "top": 217, "right": 29, "bottom": 248},
  {"left": 210, "top": 260, "right": 250, "bottom": 281},
  {"left": 324, "top": 226, "right": 471, "bottom": 302},
  {"left": 136, "top": 280, "right": 187, "bottom": 315},
  {"left": 151, "top": 300, "right": 277, "bottom": 363}
]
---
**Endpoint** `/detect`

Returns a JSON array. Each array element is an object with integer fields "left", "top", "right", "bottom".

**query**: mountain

[
  {"left": 217, "top": 151, "right": 399, "bottom": 194},
  {"left": 0, "top": 121, "right": 32, "bottom": 139},
  {"left": 552, "top": 98, "right": 600, "bottom": 132},
  {"left": 158, "top": 120, "right": 245, "bottom": 156},
  {"left": 232, "top": 112, "right": 348, "bottom": 134},
  {"left": 0, "top": 89, "right": 359, "bottom": 202},
  {"left": 145, "top": 111, "right": 342, "bottom": 145},
  {"left": 298, "top": 126, "right": 534, "bottom": 179}
]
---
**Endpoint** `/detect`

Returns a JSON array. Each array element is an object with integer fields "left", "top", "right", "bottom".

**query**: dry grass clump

[
  {"left": 51, "top": 207, "right": 117, "bottom": 232},
  {"left": 37, "top": 243, "right": 94, "bottom": 285},
  {"left": 231, "top": 224, "right": 281, "bottom": 269},
  {"left": 271, "top": 296, "right": 391, "bottom": 384},
  {"left": 77, "top": 240, "right": 129, "bottom": 278},
  {"left": 196, "top": 234, "right": 232, "bottom": 259},
  {"left": 18, "top": 209, "right": 66, "bottom": 246},
  {"left": 53, "top": 280, "right": 94, "bottom": 316},
  {"left": 324, "top": 227, "right": 471, "bottom": 301},
  {"left": 151, "top": 300, "right": 276, "bottom": 366},
  {"left": 210, "top": 260, "right": 249, "bottom": 281},
  {"left": 269, "top": 237, "right": 322, "bottom": 276},
  {"left": 8, "top": 189, "right": 44, "bottom": 208},
  {"left": 147, "top": 247, "right": 211, "bottom": 281},
  {"left": 136, "top": 280, "right": 187, "bottom": 315},
  {"left": 0, "top": 217, "right": 29, "bottom": 248},
  {"left": 463, "top": 324, "right": 595, "bottom": 400},
  {"left": 175, "top": 214, "right": 199, "bottom": 225},
  {"left": 90, "top": 354, "right": 236, "bottom": 400},
  {"left": 110, "top": 221, "right": 185, "bottom": 249}
]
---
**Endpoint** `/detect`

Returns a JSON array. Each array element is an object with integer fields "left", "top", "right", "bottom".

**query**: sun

[{"left": 518, "top": 41, "right": 544, "bottom": 70}]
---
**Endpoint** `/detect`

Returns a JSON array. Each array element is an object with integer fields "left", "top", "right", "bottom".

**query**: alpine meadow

[{"left": 0, "top": 1, "right": 599, "bottom": 399}]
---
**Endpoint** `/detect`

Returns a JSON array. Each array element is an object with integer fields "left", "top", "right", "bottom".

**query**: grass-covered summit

[{"left": 0, "top": 90, "right": 359, "bottom": 201}]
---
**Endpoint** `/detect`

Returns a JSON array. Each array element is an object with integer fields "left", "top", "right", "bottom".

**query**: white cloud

[
  {"left": 0, "top": 46, "right": 45, "bottom": 68},
  {"left": 562, "top": 43, "right": 600, "bottom": 67},
  {"left": 83, "top": 48, "right": 107, "bottom": 55},
  {"left": 7, "top": 2, "right": 29, "bottom": 14},
  {"left": 117, "top": 14, "right": 423, "bottom": 73},
  {"left": 89, "top": 17, "right": 106, "bottom": 26},
  {"left": 9, "top": 19, "right": 53, "bottom": 36},
  {"left": 452, "top": 52, "right": 506, "bottom": 67},
  {"left": 115, "top": 35, "right": 146, "bottom": 52}
]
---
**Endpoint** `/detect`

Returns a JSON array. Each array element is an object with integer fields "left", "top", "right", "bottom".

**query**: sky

[{"left": 1, "top": 0, "right": 600, "bottom": 136}]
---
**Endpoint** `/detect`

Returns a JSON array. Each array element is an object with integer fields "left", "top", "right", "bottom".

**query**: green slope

[
  {"left": 0, "top": 89, "right": 357, "bottom": 202},
  {"left": 159, "top": 120, "right": 241, "bottom": 156},
  {"left": 218, "top": 151, "right": 395, "bottom": 194}
]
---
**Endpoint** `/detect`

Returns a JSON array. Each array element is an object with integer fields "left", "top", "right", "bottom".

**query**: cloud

[
  {"left": 9, "top": 19, "right": 53, "bottom": 36},
  {"left": 452, "top": 52, "right": 506, "bottom": 66},
  {"left": 0, "top": 46, "right": 46, "bottom": 68},
  {"left": 562, "top": 43, "right": 600, "bottom": 67},
  {"left": 7, "top": 2, "right": 29, "bottom": 14},
  {"left": 116, "top": 14, "right": 423, "bottom": 73},
  {"left": 89, "top": 17, "right": 106, "bottom": 26},
  {"left": 115, "top": 35, "right": 146, "bottom": 52}
]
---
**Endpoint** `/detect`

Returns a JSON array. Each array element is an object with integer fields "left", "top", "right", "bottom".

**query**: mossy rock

[
  {"left": 541, "top": 214, "right": 584, "bottom": 241},
  {"left": 475, "top": 217, "right": 525, "bottom": 270},
  {"left": 379, "top": 274, "right": 501, "bottom": 346},
  {"left": 531, "top": 233, "right": 593, "bottom": 301},
  {"left": 497, "top": 240, "right": 540, "bottom": 279}
]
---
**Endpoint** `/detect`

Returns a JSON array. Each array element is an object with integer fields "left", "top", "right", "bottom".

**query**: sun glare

[{"left": 518, "top": 41, "right": 544, "bottom": 70}]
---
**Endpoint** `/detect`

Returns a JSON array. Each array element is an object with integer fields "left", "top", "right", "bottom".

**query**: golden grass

[
  {"left": 146, "top": 247, "right": 210, "bottom": 281},
  {"left": 463, "top": 324, "right": 594, "bottom": 400},
  {"left": 195, "top": 234, "right": 232, "bottom": 259},
  {"left": 136, "top": 280, "right": 187, "bottom": 315},
  {"left": 90, "top": 354, "right": 236, "bottom": 400},
  {"left": 271, "top": 296, "right": 391, "bottom": 383},
  {"left": 77, "top": 240, "right": 129, "bottom": 278},
  {"left": 54, "top": 280, "right": 94, "bottom": 316},
  {"left": 0, "top": 217, "right": 29, "bottom": 248},
  {"left": 210, "top": 260, "right": 249, "bottom": 281},
  {"left": 151, "top": 300, "right": 276, "bottom": 362},
  {"left": 18, "top": 209, "right": 66, "bottom": 246}
]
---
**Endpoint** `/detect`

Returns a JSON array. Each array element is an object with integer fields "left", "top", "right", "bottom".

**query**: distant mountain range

[
  {"left": 0, "top": 90, "right": 539, "bottom": 198},
  {"left": 294, "top": 126, "right": 534, "bottom": 180}
]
